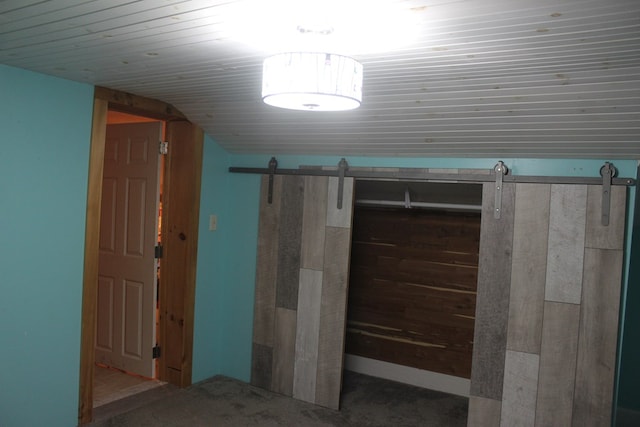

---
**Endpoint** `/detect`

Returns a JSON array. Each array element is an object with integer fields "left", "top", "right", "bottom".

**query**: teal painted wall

[
  {"left": 0, "top": 65, "right": 94, "bottom": 426},
  {"left": 192, "top": 136, "right": 231, "bottom": 381},
  {"left": 194, "top": 152, "right": 638, "bottom": 413},
  {"left": 192, "top": 139, "right": 261, "bottom": 382}
]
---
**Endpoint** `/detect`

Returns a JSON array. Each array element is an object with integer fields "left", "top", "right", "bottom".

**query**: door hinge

[
  {"left": 152, "top": 345, "right": 161, "bottom": 359},
  {"left": 155, "top": 245, "right": 163, "bottom": 259},
  {"left": 159, "top": 141, "right": 168, "bottom": 155}
]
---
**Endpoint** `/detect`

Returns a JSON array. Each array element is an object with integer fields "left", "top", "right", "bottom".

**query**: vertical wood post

[
  {"left": 158, "top": 121, "right": 204, "bottom": 387},
  {"left": 78, "top": 97, "right": 108, "bottom": 424}
]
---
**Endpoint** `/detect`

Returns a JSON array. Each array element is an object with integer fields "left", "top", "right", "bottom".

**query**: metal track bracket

[{"left": 494, "top": 161, "right": 508, "bottom": 219}]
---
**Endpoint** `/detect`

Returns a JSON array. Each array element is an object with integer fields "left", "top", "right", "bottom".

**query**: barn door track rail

[{"left": 229, "top": 158, "right": 635, "bottom": 225}]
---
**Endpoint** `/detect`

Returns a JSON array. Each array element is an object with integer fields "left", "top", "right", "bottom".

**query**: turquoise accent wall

[
  {"left": 192, "top": 139, "right": 262, "bottom": 382},
  {"left": 0, "top": 65, "right": 94, "bottom": 426},
  {"left": 192, "top": 136, "right": 234, "bottom": 381}
]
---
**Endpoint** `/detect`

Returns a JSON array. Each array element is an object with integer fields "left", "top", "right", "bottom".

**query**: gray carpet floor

[{"left": 89, "top": 371, "right": 468, "bottom": 426}]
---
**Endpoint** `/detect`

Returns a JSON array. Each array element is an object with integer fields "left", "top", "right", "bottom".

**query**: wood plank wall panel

[
  {"left": 293, "top": 269, "right": 323, "bottom": 403},
  {"left": 300, "top": 176, "right": 328, "bottom": 270},
  {"left": 252, "top": 175, "right": 282, "bottom": 348},
  {"left": 250, "top": 343, "right": 273, "bottom": 390},
  {"left": 275, "top": 176, "right": 304, "bottom": 310},
  {"left": 272, "top": 307, "right": 297, "bottom": 396},
  {"left": 345, "top": 205, "right": 480, "bottom": 378},
  {"left": 251, "top": 175, "right": 282, "bottom": 389},
  {"left": 571, "top": 184, "right": 625, "bottom": 426},
  {"left": 316, "top": 226, "right": 352, "bottom": 409},
  {"left": 469, "top": 182, "right": 515, "bottom": 401},
  {"left": 347, "top": 331, "right": 474, "bottom": 378},
  {"left": 469, "top": 183, "right": 626, "bottom": 427},
  {"left": 349, "top": 279, "right": 476, "bottom": 334},
  {"left": 573, "top": 248, "right": 623, "bottom": 426},
  {"left": 468, "top": 396, "right": 502, "bottom": 427},
  {"left": 507, "top": 184, "right": 549, "bottom": 354},
  {"left": 535, "top": 302, "right": 580, "bottom": 427},
  {"left": 251, "top": 175, "right": 354, "bottom": 411},
  {"left": 545, "top": 184, "right": 587, "bottom": 304},
  {"left": 500, "top": 350, "right": 540, "bottom": 427}
]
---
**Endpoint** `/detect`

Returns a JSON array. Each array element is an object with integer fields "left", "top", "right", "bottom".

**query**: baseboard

[
  {"left": 616, "top": 407, "right": 640, "bottom": 427},
  {"left": 344, "top": 354, "right": 470, "bottom": 397}
]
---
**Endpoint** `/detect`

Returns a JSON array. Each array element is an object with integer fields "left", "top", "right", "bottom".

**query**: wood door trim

[
  {"left": 78, "top": 97, "right": 108, "bottom": 425},
  {"left": 158, "top": 121, "right": 204, "bottom": 387},
  {"left": 94, "top": 86, "right": 186, "bottom": 121},
  {"left": 79, "top": 88, "right": 201, "bottom": 424}
]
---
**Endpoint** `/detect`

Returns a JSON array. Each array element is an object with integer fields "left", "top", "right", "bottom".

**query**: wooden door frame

[{"left": 78, "top": 87, "right": 202, "bottom": 424}]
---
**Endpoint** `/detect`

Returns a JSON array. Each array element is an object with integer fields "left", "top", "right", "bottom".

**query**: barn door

[
  {"left": 468, "top": 182, "right": 627, "bottom": 426},
  {"left": 251, "top": 174, "right": 354, "bottom": 409}
]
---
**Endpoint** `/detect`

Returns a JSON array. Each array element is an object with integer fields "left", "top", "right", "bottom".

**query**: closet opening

[{"left": 344, "top": 180, "right": 482, "bottom": 396}]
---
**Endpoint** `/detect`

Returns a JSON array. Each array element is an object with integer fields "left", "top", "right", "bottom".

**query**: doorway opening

[
  {"left": 93, "top": 110, "right": 166, "bottom": 408},
  {"left": 81, "top": 88, "right": 204, "bottom": 425},
  {"left": 344, "top": 180, "right": 482, "bottom": 397}
]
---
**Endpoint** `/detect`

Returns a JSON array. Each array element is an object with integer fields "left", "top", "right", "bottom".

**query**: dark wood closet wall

[{"left": 345, "top": 206, "right": 481, "bottom": 378}]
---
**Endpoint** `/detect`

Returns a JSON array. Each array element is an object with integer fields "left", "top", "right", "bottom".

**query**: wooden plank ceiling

[{"left": 1, "top": 0, "right": 639, "bottom": 158}]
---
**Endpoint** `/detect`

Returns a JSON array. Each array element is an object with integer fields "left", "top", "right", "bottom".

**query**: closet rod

[{"left": 355, "top": 199, "right": 482, "bottom": 211}]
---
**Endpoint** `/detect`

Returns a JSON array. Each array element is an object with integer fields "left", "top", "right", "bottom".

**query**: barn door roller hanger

[
  {"left": 230, "top": 159, "right": 634, "bottom": 224},
  {"left": 261, "top": 157, "right": 351, "bottom": 210}
]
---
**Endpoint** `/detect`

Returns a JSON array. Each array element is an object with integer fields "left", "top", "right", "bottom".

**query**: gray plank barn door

[
  {"left": 251, "top": 174, "right": 355, "bottom": 409},
  {"left": 468, "top": 182, "right": 627, "bottom": 426}
]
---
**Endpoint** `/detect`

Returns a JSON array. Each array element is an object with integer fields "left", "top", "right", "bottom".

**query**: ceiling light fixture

[
  {"left": 262, "top": 52, "right": 363, "bottom": 111},
  {"left": 226, "top": 0, "right": 420, "bottom": 55},
  {"left": 226, "top": 1, "right": 418, "bottom": 112}
]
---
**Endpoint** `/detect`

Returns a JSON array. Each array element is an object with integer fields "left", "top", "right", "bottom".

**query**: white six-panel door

[{"left": 95, "top": 122, "right": 162, "bottom": 378}]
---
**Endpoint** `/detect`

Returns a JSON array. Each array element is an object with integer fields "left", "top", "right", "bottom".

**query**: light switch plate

[{"left": 209, "top": 215, "right": 217, "bottom": 231}]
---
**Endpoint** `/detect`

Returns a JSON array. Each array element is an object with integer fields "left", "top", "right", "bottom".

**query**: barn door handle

[
  {"left": 337, "top": 158, "right": 348, "bottom": 210},
  {"left": 600, "top": 162, "right": 617, "bottom": 226},
  {"left": 267, "top": 157, "right": 278, "bottom": 204}
]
